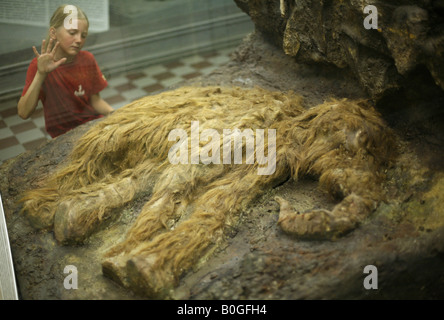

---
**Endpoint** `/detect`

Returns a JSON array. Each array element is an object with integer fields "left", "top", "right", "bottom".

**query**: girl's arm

[
  {"left": 17, "top": 72, "right": 46, "bottom": 119},
  {"left": 90, "top": 93, "right": 114, "bottom": 115},
  {"left": 17, "top": 39, "right": 66, "bottom": 119}
]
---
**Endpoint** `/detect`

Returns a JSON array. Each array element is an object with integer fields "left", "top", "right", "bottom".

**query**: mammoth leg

[
  {"left": 101, "top": 189, "right": 186, "bottom": 289},
  {"left": 20, "top": 117, "right": 161, "bottom": 230},
  {"left": 107, "top": 207, "right": 224, "bottom": 298},
  {"left": 53, "top": 160, "right": 160, "bottom": 244},
  {"left": 276, "top": 193, "right": 375, "bottom": 240},
  {"left": 101, "top": 164, "right": 228, "bottom": 291},
  {"left": 102, "top": 166, "right": 272, "bottom": 298},
  {"left": 53, "top": 176, "right": 143, "bottom": 244},
  {"left": 276, "top": 168, "right": 380, "bottom": 240}
]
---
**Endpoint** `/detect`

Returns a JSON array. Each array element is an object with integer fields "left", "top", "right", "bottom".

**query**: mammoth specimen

[{"left": 21, "top": 86, "right": 396, "bottom": 298}]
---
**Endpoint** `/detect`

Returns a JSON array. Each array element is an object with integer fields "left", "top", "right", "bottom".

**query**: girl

[{"left": 18, "top": 4, "right": 114, "bottom": 138}]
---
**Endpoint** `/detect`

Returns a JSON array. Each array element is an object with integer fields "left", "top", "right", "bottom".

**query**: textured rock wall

[{"left": 234, "top": 0, "right": 444, "bottom": 99}]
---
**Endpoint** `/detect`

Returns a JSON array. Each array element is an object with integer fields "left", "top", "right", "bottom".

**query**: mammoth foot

[
  {"left": 25, "top": 204, "right": 57, "bottom": 230},
  {"left": 53, "top": 198, "right": 112, "bottom": 245},
  {"left": 21, "top": 189, "right": 60, "bottom": 230},
  {"left": 102, "top": 253, "right": 175, "bottom": 299},
  {"left": 53, "top": 177, "right": 140, "bottom": 244},
  {"left": 275, "top": 193, "right": 376, "bottom": 240}
]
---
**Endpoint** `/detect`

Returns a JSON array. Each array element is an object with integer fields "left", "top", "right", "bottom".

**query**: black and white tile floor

[{"left": 0, "top": 47, "right": 233, "bottom": 164}]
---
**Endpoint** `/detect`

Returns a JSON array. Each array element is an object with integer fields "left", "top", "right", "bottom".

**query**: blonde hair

[{"left": 45, "top": 4, "right": 89, "bottom": 48}]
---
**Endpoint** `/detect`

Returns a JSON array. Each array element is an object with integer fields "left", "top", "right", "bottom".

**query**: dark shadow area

[{"left": 377, "top": 65, "right": 444, "bottom": 171}]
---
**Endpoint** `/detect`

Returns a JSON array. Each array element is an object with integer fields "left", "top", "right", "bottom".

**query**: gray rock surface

[{"left": 234, "top": 0, "right": 444, "bottom": 100}]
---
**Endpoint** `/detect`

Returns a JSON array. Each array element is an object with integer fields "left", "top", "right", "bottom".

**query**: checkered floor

[{"left": 0, "top": 47, "right": 233, "bottom": 164}]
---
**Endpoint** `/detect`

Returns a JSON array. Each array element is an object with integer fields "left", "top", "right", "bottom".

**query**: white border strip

[{"left": 0, "top": 193, "right": 18, "bottom": 300}]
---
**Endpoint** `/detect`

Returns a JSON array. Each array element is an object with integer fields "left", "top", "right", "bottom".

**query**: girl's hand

[{"left": 32, "top": 39, "right": 67, "bottom": 75}]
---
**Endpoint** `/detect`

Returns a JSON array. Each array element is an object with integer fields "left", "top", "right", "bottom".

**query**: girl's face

[{"left": 51, "top": 18, "right": 88, "bottom": 60}]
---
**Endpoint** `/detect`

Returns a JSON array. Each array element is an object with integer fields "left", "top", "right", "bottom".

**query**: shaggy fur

[{"left": 20, "top": 86, "right": 396, "bottom": 298}]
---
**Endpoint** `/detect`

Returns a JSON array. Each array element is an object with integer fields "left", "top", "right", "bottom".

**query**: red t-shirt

[{"left": 22, "top": 51, "right": 108, "bottom": 138}]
